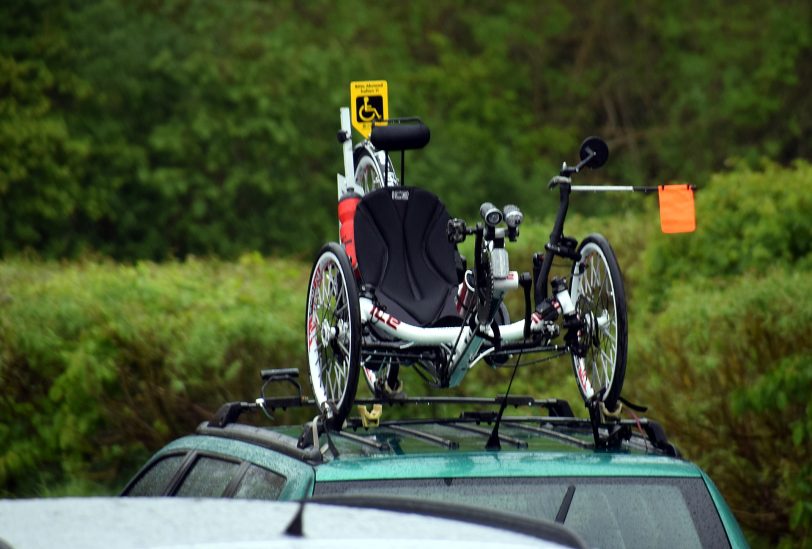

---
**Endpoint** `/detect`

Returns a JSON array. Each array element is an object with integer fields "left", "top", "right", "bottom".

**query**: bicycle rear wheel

[
  {"left": 569, "top": 234, "right": 627, "bottom": 411},
  {"left": 354, "top": 147, "right": 396, "bottom": 193},
  {"left": 306, "top": 243, "right": 361, "bottom": 428}
]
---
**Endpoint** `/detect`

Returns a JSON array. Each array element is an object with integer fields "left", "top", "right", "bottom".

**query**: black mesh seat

[{"left": 354, "top": 187, "right": 461, "bottom": 327}]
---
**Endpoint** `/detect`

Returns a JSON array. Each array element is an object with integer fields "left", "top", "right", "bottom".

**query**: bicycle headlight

[{"left": 479, "top": 202, "right": 503, "bottom": 227}]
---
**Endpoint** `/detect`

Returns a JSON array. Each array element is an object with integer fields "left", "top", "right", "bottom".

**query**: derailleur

[{"left": 563, "top": 314, "right": 589, "bottom": 357}]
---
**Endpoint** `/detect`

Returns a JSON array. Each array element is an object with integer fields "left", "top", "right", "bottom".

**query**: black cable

[{"left": 485, "top": 345, "right": 525, "bottom": 450}]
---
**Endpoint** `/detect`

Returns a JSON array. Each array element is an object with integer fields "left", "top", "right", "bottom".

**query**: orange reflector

[{"left": 658, "top": 185, "right": 696, "bottom": 233}]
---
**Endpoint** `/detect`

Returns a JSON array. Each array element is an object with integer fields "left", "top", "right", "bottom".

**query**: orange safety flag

[{"left": 658, "top": 185, "right": 696, "bottom": 233}]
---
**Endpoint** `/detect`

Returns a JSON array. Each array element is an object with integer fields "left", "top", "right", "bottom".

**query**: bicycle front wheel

[
  {"left": 569, "top": 234, "right": 627, "bottom": 411},
  {"left": 306, "top": 243, "right": 361, "bottom": 429}
]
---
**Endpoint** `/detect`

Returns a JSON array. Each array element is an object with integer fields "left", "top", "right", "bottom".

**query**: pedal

[{"left": 357, "top": 404, "right": 383, "bottom": 428}]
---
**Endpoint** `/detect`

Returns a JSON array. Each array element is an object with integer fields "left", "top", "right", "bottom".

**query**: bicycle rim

[
  {"left": 306, "top": 244, "right": 360, "bottom": 426},
  {"left": 569, "top": 234, "right": 627, "bottom": 409},
  {"left": 354, "top": 150, "right": 386, "bottom": 193}
]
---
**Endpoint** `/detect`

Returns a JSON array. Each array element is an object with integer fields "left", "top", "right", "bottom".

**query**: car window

[
  {"left": 232, "top": 464, "right": 286, "bottom": 500},
  {"left": 176, "top": 456, "right": 240, "bottom": 497},
  {"left": 314, "top": 476, "right": 730, "bottom": 549},
  {"left": 126, "top": 454, "right": 185, "bottom": 497}
]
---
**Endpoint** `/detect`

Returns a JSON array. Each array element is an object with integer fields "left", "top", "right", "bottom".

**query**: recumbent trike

[{"left": 306, "top": 109, "right": 629, "bottom": 429}]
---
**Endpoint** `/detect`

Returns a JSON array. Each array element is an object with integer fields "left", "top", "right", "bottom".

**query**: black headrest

[{"left": 370, "top": 120, "right": 430, "bottom": 151}]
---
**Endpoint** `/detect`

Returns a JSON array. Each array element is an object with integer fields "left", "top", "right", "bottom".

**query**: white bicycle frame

[
  {"left": 334, "top": 107, "right": 622, "bottom": 395},
  {"left": 356, "top": 267, "right": 596, "bottom": 389},
  {"left": 337, "top": 107, "right": 358, "bottom": 199}
]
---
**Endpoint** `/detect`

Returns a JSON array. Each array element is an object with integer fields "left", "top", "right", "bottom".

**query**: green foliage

[
  {"left": 0, "top": 208, "right": 653, "bottom": 495},
  {"left": 630, "top": 270, "right": 812, "bottom": 547},
  {"left": 2, "top": 163, "right": 812, "bottom": 547},
  {"left": 0, "top": 255, "right": 308, "bottom": 495},
  {"left": 640, "top": 161, "right": 812, "bottom": 310},
  {"left": 625, "top": 161, "right": 812, "bottom": 547},
  {"left": 1, "top": 0, "right": 810, "bottom": 259},
  {"left": 2, "top": 1, "right": 812, "bottom": 544}
]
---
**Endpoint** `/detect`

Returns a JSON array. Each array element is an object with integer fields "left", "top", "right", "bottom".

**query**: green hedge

[
  {"left": 627, "top": 161, "right": 812, "bottom": 547},
  {"left": 2, "top": 162, "right": 812, "bottom": 546},
  {"left": 0, "top": 207, "right": 655, "bottom": 496},
  {"left": 640, "top": 160, "right": 812, "bottom": 310},
  {"left": 631, "top": 270, "right": 812, "bottom": 548},
  {"left": 0, "top": 254, "right": 307, "bottom": 495}
]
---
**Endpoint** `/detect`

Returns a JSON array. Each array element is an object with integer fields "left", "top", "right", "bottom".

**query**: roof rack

[{"left": 202, "top": 369, "right": 680, "bottom": 460}]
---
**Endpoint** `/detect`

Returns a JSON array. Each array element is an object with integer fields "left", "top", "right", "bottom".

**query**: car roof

[
  {"left": 150, "top": 398, "right": 696, "bottom": 483},
  {"left": 0, "top": 497, "right": 585, "bottom": 549}
]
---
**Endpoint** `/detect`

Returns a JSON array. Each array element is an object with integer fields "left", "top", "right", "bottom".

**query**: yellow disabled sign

[{"left": 350, "top": 80, "right": 388, "bottom": 138}]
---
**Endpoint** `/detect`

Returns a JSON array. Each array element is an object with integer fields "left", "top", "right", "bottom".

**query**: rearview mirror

[{"left": 579, "top": 137, "right": 609, "bottom": 169}]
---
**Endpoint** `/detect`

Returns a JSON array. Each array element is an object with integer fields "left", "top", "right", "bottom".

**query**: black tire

[
  {"left": 306, "top": 243, "right": 361, "bottom": 428},
  {"left": 354, "top": 147, "right": 396, "bottom": 192},
  {"left": 569, "top": 234, "right": 627, "bottom": 410}
]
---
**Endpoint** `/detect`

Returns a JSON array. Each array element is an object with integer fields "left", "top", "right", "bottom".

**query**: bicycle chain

[{"left": 476, "top": 251, "right": 496, "bottom": 324}]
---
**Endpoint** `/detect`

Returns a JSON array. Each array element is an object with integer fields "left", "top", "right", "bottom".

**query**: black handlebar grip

[
  {"left": 447, "top": 218, "right": 468, "bottom": 244},
  {"left": 503, "top": 204, "right": 523, "bottom": 228},
  {"left": 479, "top": 202, "right": 503, "bottom": 227}
]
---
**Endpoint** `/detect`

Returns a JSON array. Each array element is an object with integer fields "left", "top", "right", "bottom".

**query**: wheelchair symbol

[{"left": 356, "top": 96, "right": 383, "bottom": 122}]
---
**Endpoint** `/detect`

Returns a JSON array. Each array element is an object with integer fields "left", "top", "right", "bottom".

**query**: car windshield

[{"left": 314, "top": 476, "right": 730, "bottom": 549}]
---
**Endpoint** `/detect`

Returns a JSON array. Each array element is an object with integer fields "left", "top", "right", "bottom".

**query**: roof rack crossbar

[
  {"left": 446, "top": 423, "right": 528, "bottom": 449},
  {"left": 333, "top": 430, "right": 390, "bottom": 452},
  {"left": 384, "top": 424, "right": 460, "bottom": 450},
  {"left": 505, "top": 421, "right": 591, "bottom": 449},
  {"left": 263, "top": 396, "right": 314, "bottom": 410}
]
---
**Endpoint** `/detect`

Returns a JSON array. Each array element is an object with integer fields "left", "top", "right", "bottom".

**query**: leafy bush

[
  {"left": 640, "top": 161, "right": 812, "bottom": 310},
  {"left": 0, "top": 255, "right": 307, "bottom": 495},
  {"left": 0, "top": 211, "right": 652, "bottom": 493},
  {"left": 2, "top": 162, "right": 812, "bottom": 548},
  {"left": 630, "top": 270, "right": 812, "bottom": 547},
  {"left": 626, "top": 161, "right": 812, "bottom": 547}
]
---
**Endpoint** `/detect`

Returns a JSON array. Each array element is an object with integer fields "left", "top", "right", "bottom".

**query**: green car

[{"left": 123, "top": 374, "right": 747, "bottom": 549}]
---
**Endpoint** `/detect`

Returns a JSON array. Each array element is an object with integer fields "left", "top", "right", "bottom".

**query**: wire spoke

[{"left": 307, "top": 249, "right": 358, "bottom": 413}]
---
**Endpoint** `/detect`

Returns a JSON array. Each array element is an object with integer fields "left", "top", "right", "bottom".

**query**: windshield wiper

[{"left": 554, "top": 485, "right": 576, "bottom": 524}]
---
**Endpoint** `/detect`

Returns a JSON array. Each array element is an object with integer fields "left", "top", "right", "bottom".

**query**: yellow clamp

[
  {"left": 599, "top": 400, "right": 624, "bottom": 420},
  {"left": 357, "top": 404, "right": 383, "bottom": 428}
]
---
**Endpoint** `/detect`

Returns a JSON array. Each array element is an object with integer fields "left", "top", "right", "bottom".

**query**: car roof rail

[{"left": 196, "top": 421, "right": 323, "bottom": 463}]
